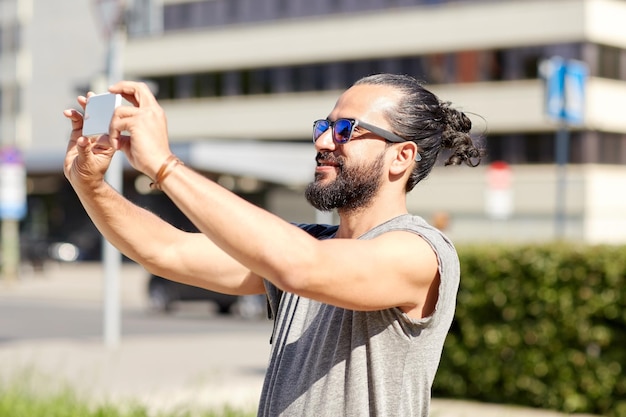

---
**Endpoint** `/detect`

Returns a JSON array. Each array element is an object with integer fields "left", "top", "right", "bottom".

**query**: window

[
  {"left": 525, "top": 134, "right": 555, "bottom": 163},
  {"left": 153, "top": 77, "right": 175, "bottom": 100},
  {"left": 163, "top": 3, "right": 190, "bottom": 31},
  {"left": 174, "top": 75, "right": 195, "bottom": 99},
  {"left": 141, "top": 44, "right": 616, "bottom": 103},
  {"left": 222, "top": 71, "right": 241, "bottom": 96},
  {"left": 597, "top": 44, "right": 622, "bottom": 79},
  {"left": 196, "top": 72, "right": 223, "bottom": 97},
  {"left": 495, "top": 132, "right": 593, "bottom": 165},
  {"left": 0, "top": 83, "right": 21, "bottom": 115},
  {"left": 158, "top": 0, "right": 465, "bottom": 32},
  {"left": 276, "top": 0, "right": 290, "bottom": 17},
  {"left": 456, "top": 51, "right": 480, "bottom": 83},
  {"left": 225, "top": 0, "right": 240, "bottom": 23},
  {"left": 0, "top": 22, "right": 21, "bottom": 54},
  {"left": 598, "top": 133, "right": 625, "bottom": 164},
  {"left": 484, "top": 133, "right": 587, "bottom": 165}
]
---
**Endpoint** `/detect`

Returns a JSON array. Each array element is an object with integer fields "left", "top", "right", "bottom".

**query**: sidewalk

[
  {"left": 0, "top": 261, "right": 148, "bottom": 308},
  {"left": 0, "top": 262, "right": 598, "bottom": 416}
]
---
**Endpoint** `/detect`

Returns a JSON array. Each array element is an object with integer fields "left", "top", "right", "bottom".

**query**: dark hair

[{"left": 354, "top": 73, "right": 485, "bottom": 192}]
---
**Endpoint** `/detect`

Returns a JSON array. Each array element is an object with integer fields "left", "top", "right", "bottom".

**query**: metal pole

[
  {"left": 1, "top": 219, "right": 20, "bottom": 285},
  {"left": 554, "top": 125, "right": 569, "bottom": 240},
  {"left": 102, "top": 5, "right": 126, "bottom": 349}
]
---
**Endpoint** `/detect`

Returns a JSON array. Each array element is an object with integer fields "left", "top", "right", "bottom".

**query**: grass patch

[{"left": 0, "top": 374, "right": 255, "bottom": 417}]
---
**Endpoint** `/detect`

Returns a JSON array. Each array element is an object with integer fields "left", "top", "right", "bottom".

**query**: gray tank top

[{"left": 259, "top": 214, "right": 460, "bottom": 416}]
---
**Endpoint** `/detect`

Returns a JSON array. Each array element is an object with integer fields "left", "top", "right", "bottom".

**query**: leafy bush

[{"left": 433, "top": 243, "right": 626, "bottom": 417}]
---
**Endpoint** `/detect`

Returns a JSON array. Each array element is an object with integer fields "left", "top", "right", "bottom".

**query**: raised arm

[
  {"left": 62, "top": 98, "right": 264, "bottom": 296},
  {"left": 105, "top": 82, "right": 440, "bottom": 318}
]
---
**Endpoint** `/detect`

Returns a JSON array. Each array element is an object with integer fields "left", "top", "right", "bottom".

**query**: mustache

[{"left": 315, "top": 152, "right": 344, "bottom": 166}]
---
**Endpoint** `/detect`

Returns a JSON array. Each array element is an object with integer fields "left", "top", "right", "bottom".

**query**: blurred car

[
  {"left": 147, "top": 274, "right": 239, "bottom": 314},
  {"left": 20, "top": 235, "right": 81, "bottom": 270}
]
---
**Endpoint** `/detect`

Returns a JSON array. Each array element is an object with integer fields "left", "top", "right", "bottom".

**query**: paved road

[
  {"left": 0, "top": 262, "right": 273, "bottom": 413},
  {"left": 0, "top": 298, "right": 270, "bottom": 342}
]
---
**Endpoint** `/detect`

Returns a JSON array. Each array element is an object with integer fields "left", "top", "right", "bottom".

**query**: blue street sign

[
  {"left": 541, "top": 56, "right": 588, "bottom": 125},
  {"left": 539, "top": 57, "right": 589, "bottom": 239},
  {"left": 0, "top": 147, "right": 27, "bottom": 220},
  {"left": 543, "top": 56, "right": 566, "bottom": 121},
  {"left": 563, "top": 59, "right": 588, "bottom": 125}
]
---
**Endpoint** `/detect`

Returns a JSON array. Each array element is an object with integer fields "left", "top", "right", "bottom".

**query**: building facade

[
  {"left": 2, "top": 0, "right": 626, "bottom": 254},
  {"left": 121, "top": 0, "right": 626, "bottom": 244},
  {"left": 0, "top": 0, "right": 109, "bottom": 262}
]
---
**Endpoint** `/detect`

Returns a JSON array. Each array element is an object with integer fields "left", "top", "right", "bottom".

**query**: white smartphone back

[{"left": 83, "top": 93, "right": 121, "bottom": 136}]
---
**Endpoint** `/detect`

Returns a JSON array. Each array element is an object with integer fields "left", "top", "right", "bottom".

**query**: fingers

[
  {"left": 108, "top": 106, "right": 138, "bottom": 149},
  {"left": 63, "top": 131, "right": 91, "bottom": 180},
  {"left": 63, "top": 108, "right": 82, "bottom": 122},
  {"left": 63, "top": 108, "right": 85, "bottom": 138},
  {"left": 64, "top": 108, "right": 108, "bottom": 153},
  {"left": 115, "top": 134, "right": 131, "bottom": 153},
  {"left": 108, "top": 81, "right": 157, "bottom": 108},
  {"left": 65, "top": 92, "right": 104, "bottom": 137},
  {"left": 64, "top": 92, "right": 118, "bottom": 185},
  {"left": 107, "top": 130, "right": 121, "bottom": 151},
  {"left": 112, "top": 105, "right": 140, "bottom": 119},
  {"left": 77, "top": 94, "right": 89, "bottom": 110}
]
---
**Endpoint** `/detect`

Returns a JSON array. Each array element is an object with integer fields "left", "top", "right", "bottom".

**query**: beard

[{"left": 305, "top": 151, "right": 386, "bottom": 213}]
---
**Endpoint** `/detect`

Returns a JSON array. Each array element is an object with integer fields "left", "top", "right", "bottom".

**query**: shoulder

[
  {"left": 361, "top": 214, "right": 448, "bottom": 244},
  {"left": 364, "top": 214, "right": 459, "bottom": 267}
]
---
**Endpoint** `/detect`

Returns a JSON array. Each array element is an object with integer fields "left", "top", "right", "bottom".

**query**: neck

[{"left": 334, "top": 193, "right": 408, "bottom": 239}]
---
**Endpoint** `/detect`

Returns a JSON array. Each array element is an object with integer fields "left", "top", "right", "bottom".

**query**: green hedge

[{"left": 433, "top": 243, "right": 626, "bottom": 417}]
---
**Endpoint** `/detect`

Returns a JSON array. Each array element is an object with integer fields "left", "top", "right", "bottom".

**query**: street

[
  {"left": 0, "top": 297, "right": 272, "bottom": 343},
  {"left": 0, "top": 263, "right": 273, "bottom": 413},
  {"left": 0, "top": 261, "right": 272, "bottom": 343}
]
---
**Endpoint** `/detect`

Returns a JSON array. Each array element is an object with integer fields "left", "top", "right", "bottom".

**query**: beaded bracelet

[{"left": 150, "top": 155, "right": 184, "bottom": 191}]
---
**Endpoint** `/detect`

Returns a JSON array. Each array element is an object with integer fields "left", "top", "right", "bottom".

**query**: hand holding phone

[{"left": 82, "top": 93, "right": 121, "bottom": 137}]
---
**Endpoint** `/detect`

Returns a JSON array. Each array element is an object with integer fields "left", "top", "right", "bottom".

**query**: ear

[{"left": 389, "top": 142, "right": 419, "bottom": 176}]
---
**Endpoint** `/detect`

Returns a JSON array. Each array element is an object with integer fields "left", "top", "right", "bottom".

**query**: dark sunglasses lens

[
  {"left": 334, "top": 119, "right": 352, "bottom": 144},
  {"left": 313, "top": 120, "right": 329, "bottom": 141}
]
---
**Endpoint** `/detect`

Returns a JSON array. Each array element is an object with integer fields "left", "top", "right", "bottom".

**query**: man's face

[{"left": 305, "top": 84, "right": 400, "bottom": 212}]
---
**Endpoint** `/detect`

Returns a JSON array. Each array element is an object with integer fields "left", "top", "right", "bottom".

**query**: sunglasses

[{"left": 312, "top": 118, "right": 422, "bottom": 161}]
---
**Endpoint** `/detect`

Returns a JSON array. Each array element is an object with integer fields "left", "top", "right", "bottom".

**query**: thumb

[
  {"left": 70, "top": 136, "right": 96, "bottom": 177},
  {"left": 71, "top": 135, "right": 114, "bottom": 182},
  {"left": 75, "top": 135, "right": 91, "bottom": 153},
  {"left": 74, "top": 136, "right": 97, "bottom": 164}
]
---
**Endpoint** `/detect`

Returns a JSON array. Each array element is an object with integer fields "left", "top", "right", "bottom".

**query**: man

[{"left": 63, "top": 73, "right": 483, "bottom": 416}]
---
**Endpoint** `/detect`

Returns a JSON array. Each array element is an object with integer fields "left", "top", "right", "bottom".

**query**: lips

[
  {"left": 317, "top": 160, "right": 338, "bottom": 167},
  {"left": 316, "top": 153, "right": 340, "bottom": 168}
]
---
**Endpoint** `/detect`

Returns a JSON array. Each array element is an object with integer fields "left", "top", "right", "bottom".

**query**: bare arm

[
  {"left": 148, "top": 163, "right": 439, "bottom": 317},
  {"left": 104, "top": 81, "right": 438, "bottom": 316},
  {"left": 62, "top": 102, "right": 264, "bottom": 296}
]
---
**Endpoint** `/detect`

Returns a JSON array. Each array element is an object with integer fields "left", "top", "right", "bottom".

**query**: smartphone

[{"left": 82, "top": 93, "right": 121, "bottom": 136}]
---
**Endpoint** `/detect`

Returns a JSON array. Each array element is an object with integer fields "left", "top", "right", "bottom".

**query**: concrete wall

[
  {"left": 583, "top": 165, "right": 626, "bottom": 244},
  {"left": 264, "top": 163, "right": 626, "bottom": 246},
  {"left": 407, "top": 164, "right": 626, "bottom": 244},
  {"left": 1, "top": 1, "right": 107, "bottom": 152},
  {"left": 125, "top": 0, "right": 626, "bottom": 75}
]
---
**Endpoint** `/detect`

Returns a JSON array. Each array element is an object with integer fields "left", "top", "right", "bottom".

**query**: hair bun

[
  {"left": 440, "top": 103, "right": 472, "bottom": 134},
  {"left": 439, "top": 104, "right": 483, "bottom": 167}
]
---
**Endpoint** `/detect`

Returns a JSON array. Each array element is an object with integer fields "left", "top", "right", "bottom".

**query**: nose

[{"left": 314, "top": 128, "right": 336, "bottom": 153}]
